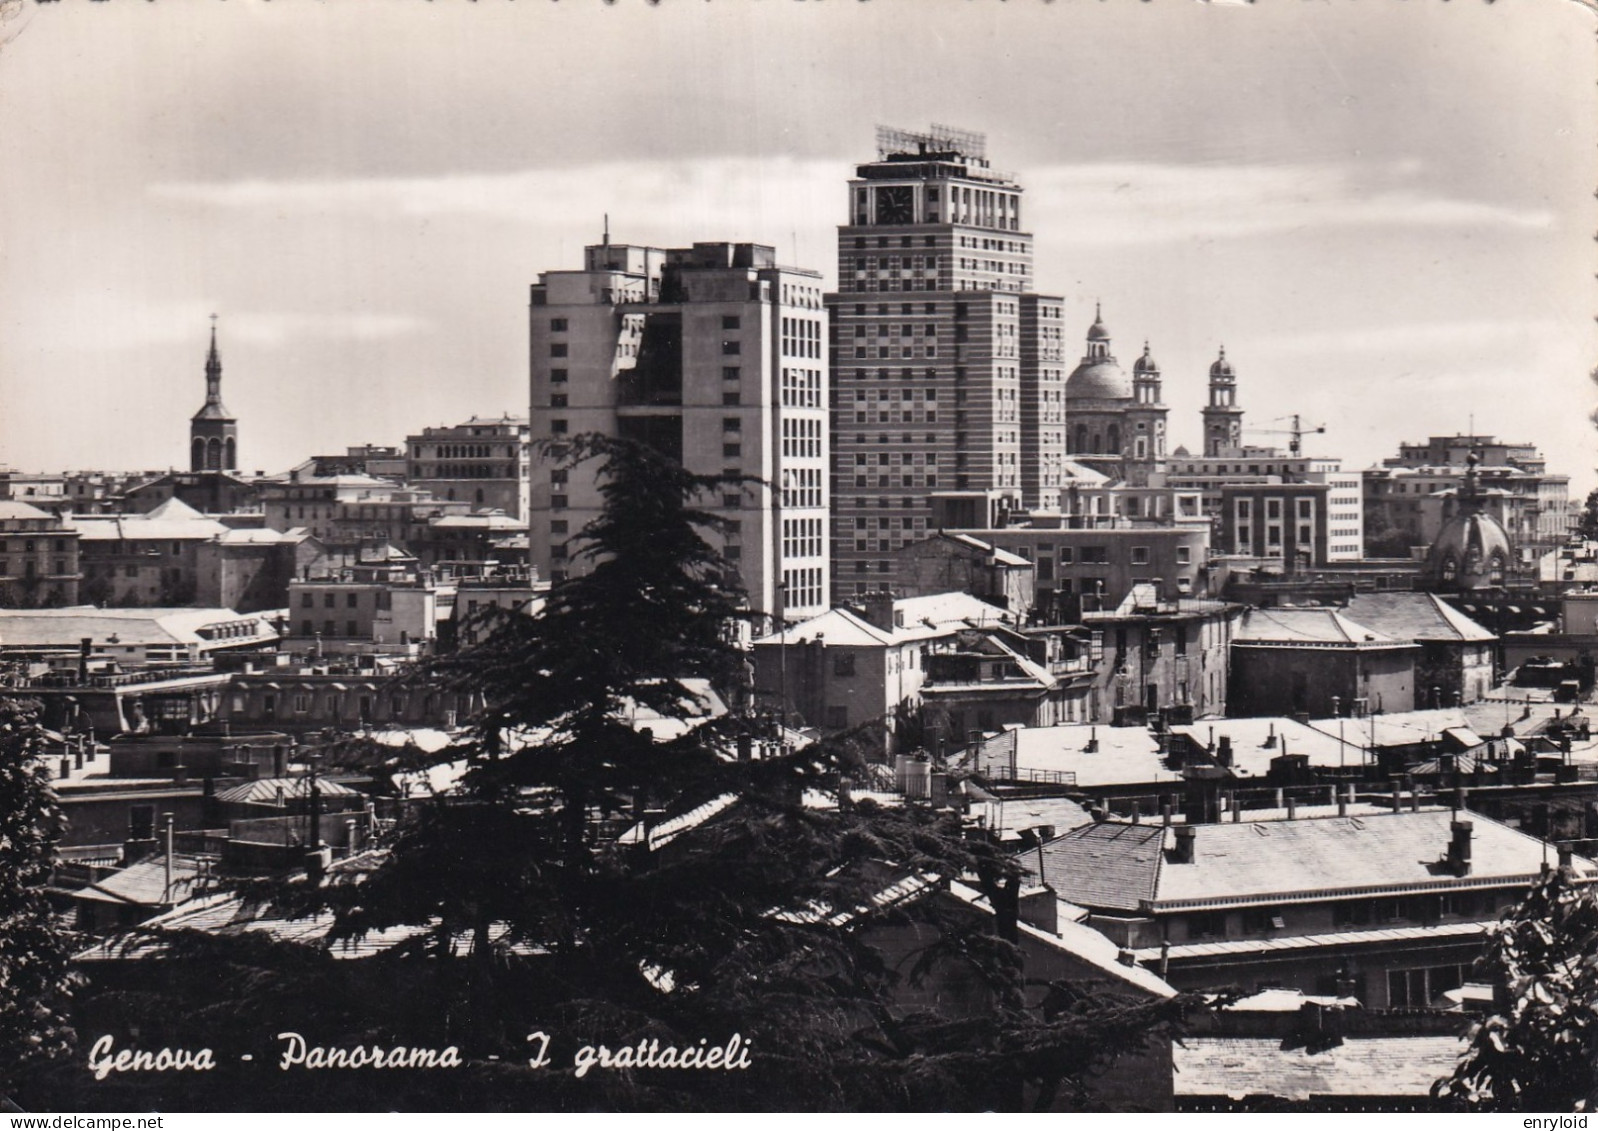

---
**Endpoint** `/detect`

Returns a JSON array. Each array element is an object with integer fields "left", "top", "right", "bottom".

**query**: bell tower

[
  {"left": 1202, "top": 345, "right": 1244, "bottom": 458},
  {"left": 190, "top": 315, "right": 238, "bottom": 472}
]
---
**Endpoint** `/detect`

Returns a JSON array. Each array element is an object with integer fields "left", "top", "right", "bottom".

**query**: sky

[{"left": 0, "top": 0, "right": 1593, "bottom": 493}]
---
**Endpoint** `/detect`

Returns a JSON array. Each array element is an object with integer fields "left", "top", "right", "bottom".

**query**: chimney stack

[
  {"left": 1448, "top": 820, "right": 1474, "bottom": 877},
  {"left": 1172, "top": 825, "right": 1197, "bottom": 864},
  {"left": 1216, "top": 735, "right": 1234, "bottom": 769}
]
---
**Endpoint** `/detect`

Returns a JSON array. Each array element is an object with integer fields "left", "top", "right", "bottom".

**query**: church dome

[
  {"left": 1427, "top": 510, "right": 1513, "bottom": 591},
  {"left": 1133, "top": 343, "right": 1159, "bottom": 375},
  {"left": 1087, "top": 314, "right": 1111, "bottom": 342},
  {"left": 1210, "top": 346, "right": 1235, "bottom": 378},
  {"left": 1067, "top": 358, "right": 1132, "bottom": 403}
]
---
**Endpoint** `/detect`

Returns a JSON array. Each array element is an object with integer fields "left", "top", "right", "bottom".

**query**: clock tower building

[{"left": 826, "top": 126, "right": 1066, "bottom": 599}]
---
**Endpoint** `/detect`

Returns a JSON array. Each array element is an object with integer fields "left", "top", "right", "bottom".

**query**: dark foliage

[
  {"left": 46, "top": 435, "right": 1194, "bottom": 1112},
  {"left": 1436, "top": 865, "right": 1598, "bottom": 1111},
  {"left": 0, "top": 699, "right": 78, "bottom": 1103}
]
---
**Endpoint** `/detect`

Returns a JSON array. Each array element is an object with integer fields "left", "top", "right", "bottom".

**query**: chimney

[
  {"left": 1264, "top": 722, "right": 1277, "bottom": 749},
  {"left": 1161, "top": 803, "right": 1174, "bottom": 827},
  {"left": 1172, "top": 825, "right": 1197, "bottom": 864},
  {"left": 1129, "top": 802, "right": 1140, "bottom": 824},
  {"left": 1390, "top": 780, "right": 1403, "bottom": 813},
  {"left": 1017, "top": 886, "right": 1059, "bottom": 934},
  {"left": 1448, "top": 820, "right": 1474, "bottom": 877},
  {"left": 1287, "top": 796, "right": 1298, "bottom": 820},
  {"left": 1116, "top": 947, "right": 1138, "bottom": 968},
  {"left": 163, "top": 813, "right": 175, "bottom": 903},
  {"left": 1216, "top": 735, "right": 1234, "bottom": 769},
  {"left": 1085, "top": 726, "right": 1099, "bottom": 754},
  {"left": 861, "top": 591, "right": 898, "bottom": 631}
]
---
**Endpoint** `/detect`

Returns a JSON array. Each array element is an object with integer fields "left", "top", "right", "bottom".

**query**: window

[
  {"left": 833, "top": 653, "right": 856, "bottom": 677},
  {"left": 550, "top": 394, "right": 567, "bottom": 408},
  {"left": 301, "top": 593, "right": 313, "bottom": 608},
  {"left": 347, "top": 593, "right": 359, "bottom": 608},
  {"left": 723, "top": 366, "right": 741, "bottom": 382},
  {"left": 825, "top": 705, "right": 848, "bottom": 728},
  {"left": 722, "top": 341, "right": 741, "bottom": 356},
  {"left": 550, "top": 368, "right": 568, "bottom": 384},
  {"left": 723, "top": 392, "right": 741, "bottom": 406},
  {"left": 324, "top": 593, "right": 336, "bottom": 608},
  {"left": 722, "top": 443, "right": 741, "bottom": 458},
  {"left": 346, "top": 621, "right": 358, "bottom": 637},
  {"left": 722, "top": 417, "right": 741, "bottom": 433},
  {"left": 550, "top": 318, "right": 568, "bottom": 332},
  {"left": 551, "top": 419, "right": 568, "bottom": 435},
  {"left": 549, "top": 343, "right": 568, "bottom": 358},
  {"left": 1130, "top": 546, "right": 1150, "bottom": 566},
  {"left": 722, "top": 315, "right": 741, "bottom": 330},
  {"left": 1176, "top": 546, "right": 1192, "bottom": 565}
]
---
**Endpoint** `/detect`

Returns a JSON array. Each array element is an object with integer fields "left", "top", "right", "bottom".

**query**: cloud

[
  {"left": 148, "top": 158, "right": 845, "bottom": 232},
  {"left": 1252, "top": 318, "right": 1569, "bottom": 358},
  {"left": 32, "top": 296, "right": 430, "bottom": 353},
  {"left": 148, "top": 157, "right": 1554, "bottom": 261},
  {"left": 1025, "top": 161, "right": 1553, "bottom": 247}
]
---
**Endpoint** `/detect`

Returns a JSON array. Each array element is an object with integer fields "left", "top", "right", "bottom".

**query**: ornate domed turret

[
  {"left": 1133, "top": 342, "right": 1159, "bottom": 375},
  {"left": 1086, "top": 302, "right": 1111, "bottom": 342},
  {"left": 1209, "top": 345, "right": 1235, "bottom": 379},
  {"left": 1426, "top": 452, "right": 1514, "bottom": 590}
]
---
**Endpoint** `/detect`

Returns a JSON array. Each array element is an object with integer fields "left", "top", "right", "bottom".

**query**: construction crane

[{"left": 1245, "top": 414, "right": 1327, "bottom": 457}]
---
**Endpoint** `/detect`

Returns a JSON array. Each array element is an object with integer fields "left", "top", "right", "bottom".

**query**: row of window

[
  {"left": 782, "top": 516, "right": 824, "bottom": 560},
  {"left": 781, "top": 467, "right": 823, "bottom": 510},
  {"left": 782, "top": 565, "right": 824, "bottom": 612}
]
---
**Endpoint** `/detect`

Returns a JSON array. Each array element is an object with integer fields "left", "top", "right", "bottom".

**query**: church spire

[
  {"left": 205, "top": 313, "right": 222, "bottom": 404},
  {"left": 191, "top": 315, "right": 238, "bottom": 472}
]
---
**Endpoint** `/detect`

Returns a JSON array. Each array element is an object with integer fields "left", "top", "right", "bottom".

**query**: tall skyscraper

[
  {"left": 190, "top": 317, "right": 239, "bottom": 472},
  {"left": 826, "top": 126, "right": 1066, "bottom": 598},
  {"left": 528, "top": 240, "right": 830, "bottom": 624}
]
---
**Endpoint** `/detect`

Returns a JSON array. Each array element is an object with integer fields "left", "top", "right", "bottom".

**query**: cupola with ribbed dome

[
  {"left": 1065, "top": 304, "right": 1132, "bottom": 404},
  {"left": 1426, "top": 452, "right": 1515, "bottom": 591}
]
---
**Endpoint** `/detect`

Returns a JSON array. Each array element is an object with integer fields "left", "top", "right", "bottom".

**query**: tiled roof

[
  {"left": 72, "top": 499, "right": 229, "bottom": 542},
  {"left": 756, "top": 591, "right": 1016, "bottom": 648},
  {"left": 1233, "top": 607, "right": 1404, "bottom": 647},
  {"left": 1308, "top": 708, "right": 1470, "bottom": 750},
  {"left": 0, "top": 500, "right": 56, "bottom": 521},
  {"left": 1149, "top": 809, "right": 1595, "bottom": 909},
  {"left": 0, "top": 607, "right": 278, "bottom": 649},
  {"left": 1138, "top": 919, "right": 1489, "bottom": 962},
  {"left": 1344, "top": 592, "right": 1496, "bottom": 644},
  {"left": 1029, "top": 822, "right": 1167, "bottom": 912},
  {"left": 946, "top": 882, "right": 1177, "bottom": 999},
  {"left": 1172, "top": 1036, "right": 1467, "bottom": 1100},
  {"left": 1001, "top": 724, "right": 1179, "bottom": 788},
  {"left": 1170, "top": 718, "right": 1365, "bottom": 777},
  {"left": 214, "top": 777, "right": 363, "bottom": 805},
  {"left": 943, "top": 532, "right": 1032, "bottom": 568},
  {"left": 73, "top": 853, "right": 205, "bottom": 907}
]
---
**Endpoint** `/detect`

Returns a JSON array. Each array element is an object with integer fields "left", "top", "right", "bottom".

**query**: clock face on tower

[{"left": 875, "top": 186, "right": 914, "bottom": 225}]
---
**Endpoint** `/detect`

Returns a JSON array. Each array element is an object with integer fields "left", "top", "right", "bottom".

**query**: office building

[
  {"left": 827, "top": 126, "right": 1067, "bottom": 597},
  {"left": 529, "top": 239, "right": 829, "bottom": 624}
]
